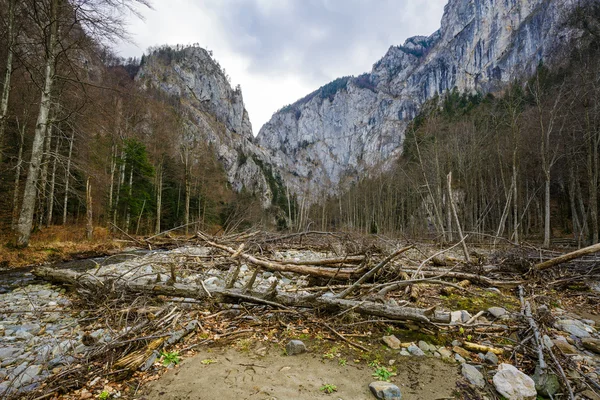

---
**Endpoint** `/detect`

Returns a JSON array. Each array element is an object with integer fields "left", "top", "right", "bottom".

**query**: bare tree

[{"left": 16, "top": 0, "right": 150, "bottom": 246}]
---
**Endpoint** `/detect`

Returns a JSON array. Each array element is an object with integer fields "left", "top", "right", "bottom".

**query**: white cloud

[{"left": 116, "top": 0, "right": 447, "bottom": 134}]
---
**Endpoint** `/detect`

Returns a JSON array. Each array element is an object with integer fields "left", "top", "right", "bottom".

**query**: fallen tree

[
  {"left": 196, "top": 234, "right": 364, "bottom": 279},
  {"left": 32, "top": 266, "right": 451, "bottom": 324}
]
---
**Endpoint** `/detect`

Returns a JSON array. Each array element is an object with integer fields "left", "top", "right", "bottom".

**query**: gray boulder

[
  {"left": 493, "top": 364, "right": 537, "bottom": 400},
  {"left": 369, "top": 381, "right": 402, "bottom": 399},
  {"left": 462, "top": 364, "right": 485, "bottom": 388},
  {"left": 285, "top": 340, "right": 306, "bottom": 355}
]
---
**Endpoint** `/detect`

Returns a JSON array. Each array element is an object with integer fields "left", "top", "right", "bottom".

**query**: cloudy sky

[{"left": 116, "top": 0, "right": 447, "bottom": 134}]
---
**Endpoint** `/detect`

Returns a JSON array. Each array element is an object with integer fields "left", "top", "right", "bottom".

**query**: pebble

[
  {"left": 382, "top": 335, "right": 402, "bottom": 349},
  {"left": 368, "top": 381, "right": 402, "bottom": 399},
  {"left": 417, "top": 340, "right": 431, "bottom": 353},
  {"left": 454, "top": 354, "right": 466, "bottom": 364},
  {"left": 438, "top": 347, "right": 452, "bottom": 358},
  {"left": 285, "top": 340, "right": 306, "bottom": 355},
  {"left": 487, "top": 307, "right": 507, "bottom": 318},
  {"left": 407, "top": 345, "right": 425, "bottom": 356},
  {"left": 462, "top": 363, "right": 485, "bottom": 388},
  {"left": 484, "top": 351, "right": 498, "bottom": 365}
]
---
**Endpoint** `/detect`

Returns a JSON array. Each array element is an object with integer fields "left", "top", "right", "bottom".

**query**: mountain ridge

[{"left": 256, "top": 0, "right": 589, "bottom": 198}]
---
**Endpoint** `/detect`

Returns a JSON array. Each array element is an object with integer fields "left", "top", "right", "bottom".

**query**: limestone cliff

[
  {"left": 136, "top": 46, "right": 275, "bottom": 207},
  {"left": 257, "top": 0, "right": 589, "bottom": 196}
]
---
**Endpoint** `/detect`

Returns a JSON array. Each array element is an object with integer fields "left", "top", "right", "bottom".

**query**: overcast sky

[{"left": 116, "top": 0, "right": 447, "bottom": 134}]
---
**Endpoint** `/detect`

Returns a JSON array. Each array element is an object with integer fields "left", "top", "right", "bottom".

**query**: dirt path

[{"left": 141, "top": 347, "right": 460, "bottom": 400}]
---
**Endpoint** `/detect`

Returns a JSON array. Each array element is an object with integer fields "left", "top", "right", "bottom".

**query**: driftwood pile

[{"left": 25, "top": 230, "right": 600, "bottom": 399}]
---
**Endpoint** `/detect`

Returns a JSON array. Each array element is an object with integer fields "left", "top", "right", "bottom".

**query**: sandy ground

[{"left": 140, "top": 346, "right": 460, "bottom": 400}]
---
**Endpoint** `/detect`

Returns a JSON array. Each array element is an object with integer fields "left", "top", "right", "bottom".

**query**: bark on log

[
  {"left": 535, "top": 242, "right": 600, "bottom": 270},
  {"left": 32, "top": 267, "right": 450, "bottom": 324},
  {"left": 198, "top": 235, "right": 362, "bottom": 279},
  {"left": 402, "top": 268, "right": 523, "bottom": 287}
]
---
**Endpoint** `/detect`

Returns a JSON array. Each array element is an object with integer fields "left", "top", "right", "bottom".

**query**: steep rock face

[
  {"left": 137, "top": 46, "right": 274, "bottom": 206},
  {"left": 257, "top": 0, "right": 586, "bottom": 196}
]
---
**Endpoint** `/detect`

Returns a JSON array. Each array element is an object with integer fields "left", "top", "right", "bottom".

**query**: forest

[
  {"left": 301, "top": 19, "right": 600, "bottom": 249},
  {"left": 0, "top": 0, "right": 266, "bottom": 252}
]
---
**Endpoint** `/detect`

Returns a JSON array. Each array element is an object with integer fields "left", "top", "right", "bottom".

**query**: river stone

[
  {"left": 369, "top": 381, "right": 402, "bottom": 399},
  {"left": 455, "top": 354, "right": 466, "bottom": 364},
  {"left": 285, "top": 340, "right": 306, "bottom": 355},
  {"left": 484, "top": 351, "right": 499, "bottom": 365},
  {"left": 493, "top": 364, "right": 537, "bottom": 400},
  {"left": 15, "top": 330, "right": 34, "bottom": 341},
  {"left": 582, "top": 337, "right": 600, "bottom": 354},
  {"left": 0, "top": 347, "right": 22, "bottom": 361},
  {"left": 555, "top": 319, "right": 593, "bottom": 338},
  {"left": 438, "top": 347, "right": 452, "bottom": 358},
  {"left": 462, "top": 364, "right": 485, "bottom": 388},
  {"left": 382, "top": 335, "right": 401, "bottom": 349},
  {"left": 418, "top": 340, "right": 432, "bottom": 352},
  {"left": 12, "top": 364, "right": 42, "bottom": 387},
  {"left": 552, "top": 339, "right": 578, "bottom": 354},
  {"left": 450, "top": 311, "right": 463, "bottom": 324},
  {"left": 532, "top": 366, "right": 560, "bottom": 397},
  {"left": 488, "top": 307, "right": 507, "bottom": 318},
  {"left": 407, "top": 345, "right": 425, "bottom": 356}
]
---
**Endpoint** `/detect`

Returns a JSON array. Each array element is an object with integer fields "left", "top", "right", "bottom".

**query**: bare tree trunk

[
  {"left": 47, "top": 134, "right": 60, "bottom": 226},
  {"left": 11, "top": 122, "right": 25, "bottom": 229},
  {"left": 86, "top": 178, "right": 93, "bottom": 240},
  {"left": 16, "top": 0, "right": 58, "bottom": 247},
  {"left": 447, "top": 172, "right": 470, "bottom": 262},
  {"left": 587, "top": 107, "right": 599, "bottom": 243},
  {"left": 113, "top": 147, "right": 126, "bottom": 227},
  {"left": 108, "top": 143, "right": 116, "bottom": 213},
  {"left": 62, "top": 130, "right": 74, "bottom": 225},
  {"left": 124, "top": 165, "right": 133, "bottom": 231},
  {"left": 155, "top": 162, "right": 162, "bottom": 234},
  {"left": 512, "top": 162, "right": 519, "bottom": 244},
  {"left": 0, "top": 0, "right": 16, "bottom": 163},
  {"left": 543, "top": 175, "right": 551, "bottom": 247},
  {"left": 37, "top": 121, "right": 54, "bottom": 228},
  {"left": 184, "top": 172, "right": 190, "bottom": 235}
]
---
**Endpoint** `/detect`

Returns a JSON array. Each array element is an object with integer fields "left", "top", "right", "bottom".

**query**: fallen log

[
  {"left": 535, "top": 242, "right": 600, "bottom": 270},
  {"left": 33, "top": 267, "right": 451, "bottom": 324},
  {"left": 402, "top": 268, "right": 524, "bottom": 287},
  {"left": 197, "top": 234, "right": 362, "bottom": 279}
]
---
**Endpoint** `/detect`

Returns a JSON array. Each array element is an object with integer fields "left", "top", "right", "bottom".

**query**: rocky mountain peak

[
  {"left": 136, "top": 45, "right": 276, "bottom": 207},
  {"left": 257, "top": 0, "right": 587, "bottom": 199}
]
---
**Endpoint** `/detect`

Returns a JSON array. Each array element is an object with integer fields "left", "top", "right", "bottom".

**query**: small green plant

[
  {"left": 200, "top": 358, "right": 217, "bottom": 365},
  {"left": 98, "top": 391, "right": 110, "bottom": 400},
  {"left": 384, "top": 325, "right": 394, "bottom": 335},
  {"left": 320, "top": 384, "right": 337, "bottom": 394},
  {"left": 160, "top": 350, "right": 180, "bottom": 366},
  {"left": 235, "top": 338, "right": 252, "bottom": 352},
  {"left": 323, "top": 345, "right": 340, "bottom": 360},
  {"left": 368, "top": 360, "right": 380, "bottom": 368},
  {"left": 338, "top": 358, "right": 347, "bottom": 366},
  {"left": 372, "top": 366, "right": 394, "bottom": 382}
]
